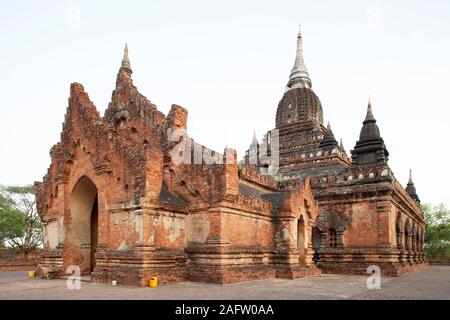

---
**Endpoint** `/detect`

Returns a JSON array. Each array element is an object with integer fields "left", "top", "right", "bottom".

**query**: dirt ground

[{"left": 0, "top": 265, "right": 448, "bottom": 300}]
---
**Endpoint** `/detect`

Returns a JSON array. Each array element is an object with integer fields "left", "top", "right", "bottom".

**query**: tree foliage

[
  {"left": 0, "top": 191, "right": 25, "bottom": 247},
  {"left": 422, "top": 203, "right": 450, "bottom": 259},
  {"left": 0, "top": 185, "right": 42, "bottom": 253}
]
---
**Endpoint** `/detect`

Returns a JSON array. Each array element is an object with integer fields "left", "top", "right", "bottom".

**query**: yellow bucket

[
  {"left": 28, "top": 270, "right": 36, "bottom": 278},
  {"left": 149, "top": 277, "right": 158, "bottom": 288}
]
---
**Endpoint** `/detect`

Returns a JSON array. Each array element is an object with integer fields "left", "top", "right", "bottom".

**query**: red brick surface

[{"left": 34, "top": 51, "right": 425, "bottom": 286}]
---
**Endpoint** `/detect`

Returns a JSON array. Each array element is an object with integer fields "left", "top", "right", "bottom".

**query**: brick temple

[{"left": 34, "top": 29, "right": 426, "bottom": 286}]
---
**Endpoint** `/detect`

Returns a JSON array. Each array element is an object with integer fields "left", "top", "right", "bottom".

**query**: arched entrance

[
  {"left": 297, "top": 216, "right": 305, "bottom": 264},
  {"left": 67, "top": 176, "right": 98, "bottom": 274}
]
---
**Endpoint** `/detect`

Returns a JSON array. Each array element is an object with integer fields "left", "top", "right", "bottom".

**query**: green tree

[
  {"left": 422, "top": 203, "right": 450, "bottom": 260},
  {"left": 0, "top": 185, "right": 42, "bottom": 253},
  {"left": 0, "top": 191, "right": 25, "bottom": 247}
]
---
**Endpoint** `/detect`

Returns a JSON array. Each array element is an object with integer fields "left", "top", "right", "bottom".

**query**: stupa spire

[
  {"left": 408, "top": 169, "right": 414, "bottom": 184},
  {"left": 406, "top": 169, "right": 420, "bottom": 204},
  {"left": 286, "top": 25, "right": 312, "bottom": 90},
  {"left": 252, "top": 129, "right": 258, "bottom": 145},
  {"left": 364, "top": 99, "right": 376, "bottom": 123},
  {"left": 340, "top": 138, "right": 345, "bottom": 152},
  {"left": 351, "top": 100, "right": 389, "bottom": 166},
  {"left": 319, "top": 121, "right": 339, "bottom": 149},
  {"left": 121, "top": 43, "right": 132, "bottom": 74}
]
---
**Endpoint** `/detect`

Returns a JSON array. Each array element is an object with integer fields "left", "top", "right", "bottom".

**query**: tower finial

[
  {"left": 286, "top": 25, "right": 311, "bottom": 91},
  {"left": 364, "top": 99, "right": 375, "bottom": 123},
  {"left": 319, "top": 120, "right": 338, "bottom": 149},
  {"left": 405, "top": 168, "right": 420, "bottom": 204},
  {"left": 121, "top": 43, "right": 132, "bottom": 74},
  {"left": 252, "top": 129, "right": 258, "bottom": 145}
]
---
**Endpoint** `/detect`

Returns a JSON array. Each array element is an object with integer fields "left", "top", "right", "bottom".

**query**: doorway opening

[
  {"left": 67, "top": 176, "right": 98, "bottom": 275},
  {"left": 90, "top": 195, "right": 98, "bottom": 272},
  {"left": 297, "top": 216, "right": 305, "bottom": 265}
]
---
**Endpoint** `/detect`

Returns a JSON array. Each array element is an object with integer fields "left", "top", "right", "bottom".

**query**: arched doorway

[
  {"left": 90, "top": 196, "right": 98, "bottom": 272},
  {"left": 297, "top": 216, "right": 305, "bottom": 264},
  {"left": 67, "top": 176, "right": 98, "bottom": 274}
]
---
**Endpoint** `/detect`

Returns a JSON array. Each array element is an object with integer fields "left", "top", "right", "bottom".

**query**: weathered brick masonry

[
  {"left": 244, "top": 29, "right": 426, "bottom": 276},
  {"left": 35, "top": 31, "right": 425, "bottom": 286}
]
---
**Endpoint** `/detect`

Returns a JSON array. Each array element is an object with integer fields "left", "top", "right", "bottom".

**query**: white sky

[{"left": 0, "top": 0, "right": 449, "bottom": 207}]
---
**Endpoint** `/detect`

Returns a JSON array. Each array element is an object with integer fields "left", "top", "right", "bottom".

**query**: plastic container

[{"left": 149, "top": 277, "right": 158, "bottom": 288}]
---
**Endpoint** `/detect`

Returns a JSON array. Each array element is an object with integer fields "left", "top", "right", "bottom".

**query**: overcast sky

[{"left": 0, "top": 0, "right": 449, "bottom": 207}]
